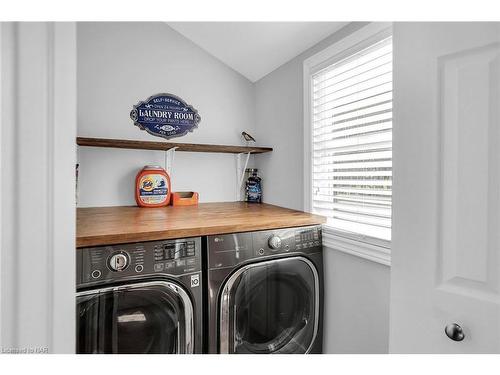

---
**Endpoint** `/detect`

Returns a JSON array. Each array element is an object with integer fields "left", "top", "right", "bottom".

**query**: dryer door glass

[
  {"left": 220, "top": 257, "right": 318, "bottom": 354},
  {"left": 77, "top": 281, "right": 193, "bottom": 354}
]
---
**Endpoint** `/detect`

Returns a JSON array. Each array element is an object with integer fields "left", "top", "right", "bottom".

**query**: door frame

[{"left": 0, "top": 22, "right": 76, "bottom": 353}]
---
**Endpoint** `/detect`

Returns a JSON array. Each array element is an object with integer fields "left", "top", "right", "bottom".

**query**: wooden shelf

[{"left": 77, "top": 137, "right": 273, "bottom": 154}]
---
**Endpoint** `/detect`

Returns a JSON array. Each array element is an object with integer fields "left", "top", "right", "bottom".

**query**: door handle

[{"left": 444, "top": 323, "right": 465, "bottom": 342}]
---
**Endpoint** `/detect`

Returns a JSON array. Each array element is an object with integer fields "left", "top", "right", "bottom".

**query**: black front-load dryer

[
  {"left": 76, "top": 237, "right": 203, "bottom": 354},
  {"left": 207, "top": 226, "right": 323, "bottom": 354}
]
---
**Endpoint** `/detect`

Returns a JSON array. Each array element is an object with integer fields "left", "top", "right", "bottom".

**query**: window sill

[{"left": 322, "top": 226, "right": 391, "bottom": 266}]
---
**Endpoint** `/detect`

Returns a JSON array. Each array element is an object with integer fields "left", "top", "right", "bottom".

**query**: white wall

[
  {"left": 77, "top": 22, "right": 257, "bottom": 207},
  {"left": 254, "top": 22, "right": 391, "bottom": 353}
]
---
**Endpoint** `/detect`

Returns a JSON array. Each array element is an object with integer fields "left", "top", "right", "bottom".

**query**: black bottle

[{"left": 245, "top": 168, "right": 262, "bottom": 203}]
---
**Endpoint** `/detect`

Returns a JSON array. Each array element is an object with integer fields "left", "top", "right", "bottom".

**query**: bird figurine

[{"left": 241, "top": 131, "right": 256, "bottom": 143}]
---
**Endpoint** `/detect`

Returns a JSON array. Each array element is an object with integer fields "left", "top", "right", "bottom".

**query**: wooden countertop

[{"left": 77, "top": 202, "right": 326, "bottom": 248}]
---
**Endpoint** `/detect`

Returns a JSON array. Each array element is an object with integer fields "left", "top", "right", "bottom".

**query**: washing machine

[
  {"left": 206, "top": 225, "right": 323, "bottom": 354},
  {"left": 76, "top": 237, "right": 203, "bottom": 354}
]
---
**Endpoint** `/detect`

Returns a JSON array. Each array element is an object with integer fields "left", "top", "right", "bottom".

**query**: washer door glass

[
  {"left": 220, "top": 257, "right": 318, "bottom": 354},
  {"left": 77, "top": 281, "right": 193, "bottom": 354}
]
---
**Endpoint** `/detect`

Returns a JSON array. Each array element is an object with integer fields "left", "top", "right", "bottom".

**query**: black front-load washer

[
  {"left": 206, "top": 226, "right": 324, "bottom": 354},
  {"left": 76, "top": 237, "right": 203, "bottom": 354}
]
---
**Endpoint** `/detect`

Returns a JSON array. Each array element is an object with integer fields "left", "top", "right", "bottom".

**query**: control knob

[
  {"left": 108, "top": 252, "right": 129, "bottom": 272},
  {"left": 268, "top": 235, "right": 282, "bottom": 250}
]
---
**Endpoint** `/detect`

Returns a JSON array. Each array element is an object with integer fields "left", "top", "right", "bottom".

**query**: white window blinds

[{"left": 311, "top": 36, "right": 392, "bottom": 242}]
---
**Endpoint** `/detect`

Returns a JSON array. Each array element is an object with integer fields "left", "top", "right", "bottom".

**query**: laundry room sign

[{"left": 130, "top": 93, "right": 201, "bottom": 139}]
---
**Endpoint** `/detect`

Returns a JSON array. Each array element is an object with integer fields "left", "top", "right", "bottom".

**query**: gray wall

[
  {"left": 77, "top": 22, "right": 256, "bottom": 207},
  {"left": 254, "top": 22, "right": 391, "bottom": 353},
  {"left": 324, "top": 250, "right": 390, "bottom": 353},
  {"left": 254, "top": 23, "right": 367, "bottom": 210}
]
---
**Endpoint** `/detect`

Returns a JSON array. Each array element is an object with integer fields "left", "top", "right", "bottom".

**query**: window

[{"left": 305, "top": 25, "right": 392, "bottom": 246}]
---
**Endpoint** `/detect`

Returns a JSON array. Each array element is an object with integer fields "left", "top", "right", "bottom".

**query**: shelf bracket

[
  {"left": 236, "top": 151, "right": 251, "bottom": 201},
  {"left": 164, "top": 147, "right": 178, "bottom": 180}
]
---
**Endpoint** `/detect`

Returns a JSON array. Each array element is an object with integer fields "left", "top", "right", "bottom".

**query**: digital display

[
  {"left": 164, "top": 243, "right": 176, "bottom": 260},
  {"left": 155, "top": 241, "right": 195, "bottom": 262}
]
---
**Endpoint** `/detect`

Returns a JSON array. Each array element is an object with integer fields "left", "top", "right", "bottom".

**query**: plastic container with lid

[{"left": 135, "top": 165, "right": 171, "bottom": 207}]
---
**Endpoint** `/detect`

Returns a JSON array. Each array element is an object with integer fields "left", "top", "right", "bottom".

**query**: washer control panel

[{"left": 77, "top": 237, "right": 201, "bottom": 287}]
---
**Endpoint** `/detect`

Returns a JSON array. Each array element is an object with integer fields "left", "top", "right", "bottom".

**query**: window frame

[{"left": 303, "top": 22, "right": 393, "bottom": 256}]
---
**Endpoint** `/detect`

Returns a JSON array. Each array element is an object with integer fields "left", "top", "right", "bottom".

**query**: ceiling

[{"left": 167, "top": 22, "right": 348, "bottom": 82}]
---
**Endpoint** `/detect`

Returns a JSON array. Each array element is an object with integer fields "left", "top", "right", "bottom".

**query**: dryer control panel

[
  {"left": 77, "top": 237, "right": 201, "bottom": 287},
  {"left": 294, "top": 227, "right": 322, "bottom": 250},
  {"left": 208, "top": 225, "right": 322, "bottom": 269}
]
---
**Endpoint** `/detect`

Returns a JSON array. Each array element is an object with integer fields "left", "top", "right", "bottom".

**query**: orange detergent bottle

[{"left": 135, "top": 165, "right": 171, "bottom": 207}]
